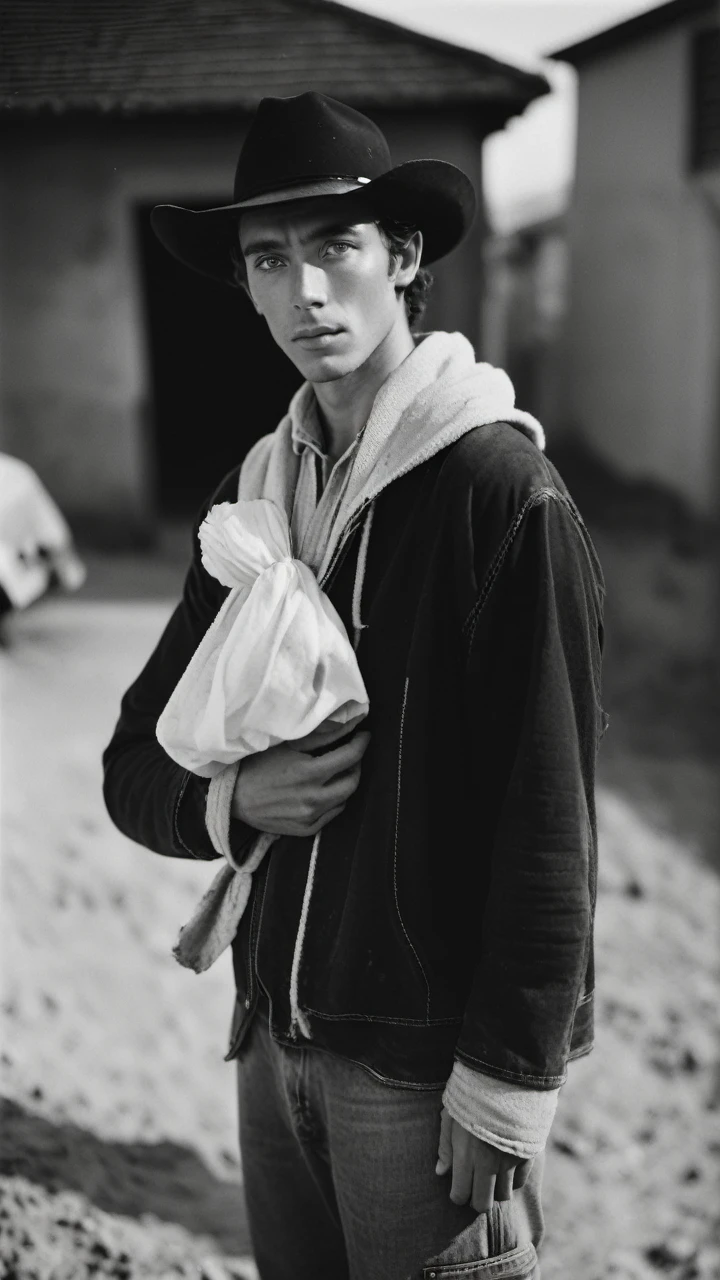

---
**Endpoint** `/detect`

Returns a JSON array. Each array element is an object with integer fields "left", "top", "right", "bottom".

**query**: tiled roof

[{"left": 1, "top": 0, "right": 548, "bottom": 116}]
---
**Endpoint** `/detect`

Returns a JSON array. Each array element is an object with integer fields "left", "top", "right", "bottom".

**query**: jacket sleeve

[
  {"left": 456, "top": 487, "right": 606, "bottom": 1089},
  {"left": 102, "top": 472, "right": 257, "bottom": 862}
]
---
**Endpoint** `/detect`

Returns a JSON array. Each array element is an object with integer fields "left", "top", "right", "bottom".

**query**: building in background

[
  {"left": 550, "top": 0, "right": 720, "bottom": 521},
  {"left": 0, "top": 0, "right": 547, "bottom": 544},
  {"left": 481, "top": 190, "right": 569, "bottom": 432}
]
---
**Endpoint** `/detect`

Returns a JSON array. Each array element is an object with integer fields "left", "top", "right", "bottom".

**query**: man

[{"left": 103, "top": 93, "right": 605, "bottom": 1280}]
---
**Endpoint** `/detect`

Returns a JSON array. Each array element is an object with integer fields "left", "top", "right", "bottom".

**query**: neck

[{"left": 312, "top": 314, "right": 416, "bottom": 462}]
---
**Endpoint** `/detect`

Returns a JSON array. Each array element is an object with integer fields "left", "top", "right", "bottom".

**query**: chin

[{"left": 294, "top": 351, "right": 365, "bottom": 383}]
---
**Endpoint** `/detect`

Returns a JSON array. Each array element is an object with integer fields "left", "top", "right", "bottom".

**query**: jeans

[{"left": 237, "top": 1010, "right": 544, "bottom": 1280}]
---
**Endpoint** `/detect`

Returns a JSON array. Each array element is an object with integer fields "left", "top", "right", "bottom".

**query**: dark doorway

[{"left": 135, "top": 201, "right": 303, "bottom": 516}]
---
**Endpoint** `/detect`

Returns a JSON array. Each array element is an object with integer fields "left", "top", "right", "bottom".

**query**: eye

[
  {"left": 323, "top": 241, "right": 353, "bottom": 257},
  {"left": 255, "top": 255, "right": 284, "bottom": 272}
]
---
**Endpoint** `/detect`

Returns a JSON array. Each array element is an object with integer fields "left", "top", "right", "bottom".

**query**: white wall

[
  {"left": 0, "top": 121, "right": 242, "bottom": 541},
  {"left": 560, "top": 17, "right": 720, "bottom": 515}
]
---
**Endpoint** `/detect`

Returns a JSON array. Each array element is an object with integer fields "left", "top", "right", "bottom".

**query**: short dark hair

[{"left": 230, "top": 214, "right": 433, "bottom": 327}]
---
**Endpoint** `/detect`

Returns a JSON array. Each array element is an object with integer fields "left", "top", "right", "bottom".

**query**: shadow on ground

[{"left": 0, "top": 1098, "right": 250, "bottom": 1256}]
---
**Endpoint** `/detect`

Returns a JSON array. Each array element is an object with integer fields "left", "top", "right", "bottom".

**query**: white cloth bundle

[
  {"left": 159, "top": 498, "right": 368, "bottom": 974},
  {"left": 157, "top": 498, "right": 369, "bottom": 777}
]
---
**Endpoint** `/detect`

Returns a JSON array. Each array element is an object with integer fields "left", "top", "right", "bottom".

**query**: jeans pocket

[
  {"left": 420, "top": 1199, "right": 538, "bottom": 1280},
  {"left": 420, "top": 1243, "right": 537, "bottom": 1279}
]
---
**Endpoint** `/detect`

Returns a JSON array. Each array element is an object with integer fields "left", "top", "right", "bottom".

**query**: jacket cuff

[
  {"left": 443, "top": 1060, "right": 560, "bottom": 1158},
  {"left": 174, "top": 771, "right": 257, "bottom": 862}
]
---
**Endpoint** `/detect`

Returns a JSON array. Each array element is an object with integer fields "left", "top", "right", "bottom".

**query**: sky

[{"left": 342, "top": 0, "right": 662, "bottom": 229}]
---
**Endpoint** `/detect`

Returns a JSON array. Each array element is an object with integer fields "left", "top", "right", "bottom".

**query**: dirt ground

[{"left": 1, "top": 525, "right": 719, "bottom": 1280}]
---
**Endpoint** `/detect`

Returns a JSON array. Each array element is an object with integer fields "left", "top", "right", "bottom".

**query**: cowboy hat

[{"left": 151, "top": 92, "right": 476, "bottom": 286}]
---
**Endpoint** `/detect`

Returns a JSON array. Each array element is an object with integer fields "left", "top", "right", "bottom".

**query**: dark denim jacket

[{"left": 103, "top": 423, "right": 606, "bottom": 1092}]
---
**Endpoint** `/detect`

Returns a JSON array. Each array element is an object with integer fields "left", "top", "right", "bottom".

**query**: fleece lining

[{"left": 443, "top": 1060, "right": 560, "bottom": 1159}]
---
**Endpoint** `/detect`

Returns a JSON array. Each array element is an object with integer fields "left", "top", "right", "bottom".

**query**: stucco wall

[
  {"left": 0, "top": 120, "right": 244, "bottom": 542},
  {"left": 0, "top": 109, "right": 486, "bottom": 541},
  {"left": 560, "top": 19, "right": 720, "bottom": 515}
]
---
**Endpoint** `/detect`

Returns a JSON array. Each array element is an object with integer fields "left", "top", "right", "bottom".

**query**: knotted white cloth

[
  {"left": 157, "top": 498, "right": 368, "bottom": 973},
  {"left": 157, "top": 498, "right": 368, "bottom": 776}
]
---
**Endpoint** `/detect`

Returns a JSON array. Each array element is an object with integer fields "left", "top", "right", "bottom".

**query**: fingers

[
  {"left": 307, "top": 804, "right": 347, "bottom": 834},
  {"left": 436, "top": 1124, "right": 528, "bottom": 1214},
  {"left": 289, "top": 713, "right": 366, "bottom": 754},
  {"left": 319, "top": 763, "right": 362, "bottom": 807},
  {"left": 513, "top": 1157, "right": 534, "bottom": 1189},
  {"left": 470, "top": 1168, "right": 496, "bottom": 1214},
  {"left": 449, "top": 1141, "right": 475, "bottom": 1208},
  {"left": 305, "top": 731, "right": 371, "bottom": 780},
  {"left": 435, "top": 1106, "right": 453, "bottom": 1176},
  {"left": 493, "top": 1158, "right": 515, "bottom": 1202}
]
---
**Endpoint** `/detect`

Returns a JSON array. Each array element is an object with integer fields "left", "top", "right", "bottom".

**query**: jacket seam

[
  {"left": 173, "top": 770, "right": 203, "bottom": 859},
  {"left": 249, "top": 860, "right": 270, "bottom": 1008},
  {"left": 568, "top": 1040, "right": 594, "bottom": 1061},
  {"left": 244, "top": 873, "right": 260, "bottom": 1010},
  {"left": 268, "top": 1031, "right": 448, "bottom": 1090},
  {"left": 454, "top": 1047, "right": 567, "bottom": 1088},
  {"left": 462, "top": 487, "right": 559, "bottom": 650},
  {"left": 302, "top": 1005, "right": 463, "bottom": 1026},
  {"left": 394, "top": 675, "right": 432, "bottom": 1022}
]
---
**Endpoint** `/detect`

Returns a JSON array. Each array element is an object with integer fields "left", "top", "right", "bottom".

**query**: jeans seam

[
  {"left": 394, "top": 675, "right": 432, "bottom": 1022},
  {"left": 423, "top": 1242, "right": 537, "bottom": 1278}
]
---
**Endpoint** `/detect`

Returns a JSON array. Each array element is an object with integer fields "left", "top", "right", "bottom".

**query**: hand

[
  {"left": 436, "top": 1106, "right": 534, "bottom": 1214},
  {"left": 232, "top": 728, "right": 371, "bottom": 838}
]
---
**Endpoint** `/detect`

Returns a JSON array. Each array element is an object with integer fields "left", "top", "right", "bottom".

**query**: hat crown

[{"left": 233, "top": 92, "right": 392, "bottom": 203}]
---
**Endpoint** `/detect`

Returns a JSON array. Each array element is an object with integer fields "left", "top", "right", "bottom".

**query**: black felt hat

[{"left": 151, "top": 92, "right": 476, "bottom": 285}]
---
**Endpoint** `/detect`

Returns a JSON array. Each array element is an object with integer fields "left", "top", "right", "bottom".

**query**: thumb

[{"left": 436, "top": 1106, "right": 453, "bottom": 1176}]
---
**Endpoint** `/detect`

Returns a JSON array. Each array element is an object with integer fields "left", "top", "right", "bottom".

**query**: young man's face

[{"left": 239, "top": 197, "right": 419, "bottom": 383}]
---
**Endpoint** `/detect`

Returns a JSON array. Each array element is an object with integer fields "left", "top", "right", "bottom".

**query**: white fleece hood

[{"left": 243, "top": 331, "right": 545, "bottom": 584}]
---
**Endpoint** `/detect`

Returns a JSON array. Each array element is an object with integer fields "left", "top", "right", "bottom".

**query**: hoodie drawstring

[
  {"left": 289, "top": 829, "right": 321, "bottom": 1039},
  {"left": 289, "top": 503, "right": 375, "bottom": 1039},
  {"left": 351, "top": 502, "right": 374, "bottom": 651}
]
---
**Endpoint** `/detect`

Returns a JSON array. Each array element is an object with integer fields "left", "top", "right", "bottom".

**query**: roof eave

[
  {"left": 310, "top": 0, "right": 550, "bottom": 105},
  {"left": 549, "top": 0, "right": 717, "bottom": 66},
  {"left": 2, "top": 84, "right": 551, "bottom": 120}
]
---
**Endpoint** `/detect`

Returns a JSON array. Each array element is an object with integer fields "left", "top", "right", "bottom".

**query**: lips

[{"left": 292, "top": 327, "right": 343, "bottom": 341}]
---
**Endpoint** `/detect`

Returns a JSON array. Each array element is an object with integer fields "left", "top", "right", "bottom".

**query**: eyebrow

[{"left": 240, "top": 220, "right": 364, "bottom": 258}]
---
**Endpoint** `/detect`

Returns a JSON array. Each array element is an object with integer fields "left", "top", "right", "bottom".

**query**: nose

[{"left": 291, "top": 262, "right": 327, "bottom": 310}]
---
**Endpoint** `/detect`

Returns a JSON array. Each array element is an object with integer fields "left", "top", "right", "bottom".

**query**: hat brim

[{"left": 150, "top": 160, "right": 476, "bottom": 286}]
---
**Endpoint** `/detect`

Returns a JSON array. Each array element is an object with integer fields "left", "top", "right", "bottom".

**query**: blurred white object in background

[{"left": 0, "top": 453, "right": 86, "bottom": 610}]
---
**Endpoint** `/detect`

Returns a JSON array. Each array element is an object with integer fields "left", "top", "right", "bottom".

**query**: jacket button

[{"left": 245, "top": 998, "right": 251, "bottom": 1009}]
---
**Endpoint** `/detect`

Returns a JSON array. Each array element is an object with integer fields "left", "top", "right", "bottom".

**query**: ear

[{"left": 392, "top": 230, "right": 423, "bottom": 289}]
